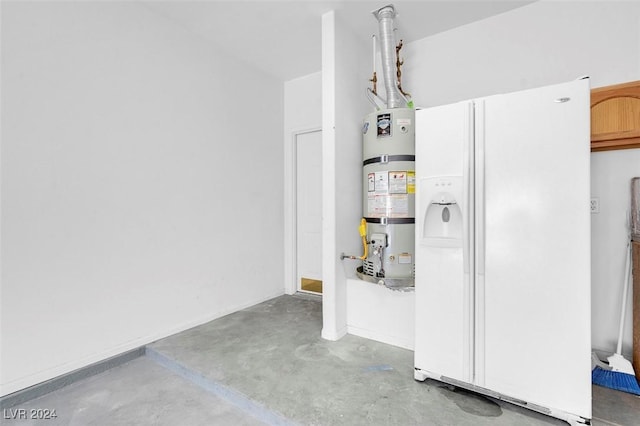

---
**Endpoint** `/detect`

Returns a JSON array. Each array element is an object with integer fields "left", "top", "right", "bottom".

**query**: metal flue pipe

[{"left": 373, "top": 4, "right": 405, "bottom": 109}]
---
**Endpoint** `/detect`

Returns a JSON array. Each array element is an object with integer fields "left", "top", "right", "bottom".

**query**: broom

[{"left": 592, "top": 241, "right": 640, "bottom": 395}]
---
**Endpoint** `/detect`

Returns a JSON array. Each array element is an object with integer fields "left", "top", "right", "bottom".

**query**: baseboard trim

[{"left": 0, "top": 347, "right": 144, "bottom": 409}]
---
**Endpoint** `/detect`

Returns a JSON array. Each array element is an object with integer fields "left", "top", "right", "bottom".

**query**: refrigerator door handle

[
  {"left": 462, "top": 102, "right": 473, "bottom": 275},
  {"left": 474, "top": 99, "right": 486, "bottom": 386},
  {"left": 462, "top": 101, "right": 476, "bottom": 383},
  {"left": 475, "top": 101, "right": 485, "bottom": 277}
]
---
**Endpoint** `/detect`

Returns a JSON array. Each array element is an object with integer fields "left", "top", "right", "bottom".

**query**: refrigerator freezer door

[
  {"left": 477, "top": 79, "right": 591, "bottom": 418},
  {"left": 415, "top": 102, "right": 474, "bottom": 383}
]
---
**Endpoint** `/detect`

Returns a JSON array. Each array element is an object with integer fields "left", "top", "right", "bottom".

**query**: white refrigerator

[{"left": 414, "top": 79, "right": 591, "bottom": 425}]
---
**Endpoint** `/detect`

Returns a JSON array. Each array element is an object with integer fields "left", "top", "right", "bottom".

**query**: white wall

[
  {"left": 403, "top": 0, "right": 640, "bottom": 357},
  {"left": 284, "top": 72, "right": 322, "bottom": 134},
  {"left": 321, "top": 11, "right": 371, "bottom": 340},
  {"left": 346, "top": 279, "right": 415, "bottom": 350},
  {"left": 591, "top": 150, "right": 639, "bottom": 357},
  {"left": 283, "top": 72, "right": 322, "bottom": 294},
  {"left": 404, "top": 1, "right": 640, "bottom": 107},
  {"left": 1, "top": 1, "right": 284, "bottom": 396}
]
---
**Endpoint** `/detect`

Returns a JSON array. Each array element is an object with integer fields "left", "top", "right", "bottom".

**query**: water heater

[
  {"left": 339, "top": 4, "right": 415, "bottom": 289},
  {"left": 358, "top": 107, "right": 415, "bottom": 288}
]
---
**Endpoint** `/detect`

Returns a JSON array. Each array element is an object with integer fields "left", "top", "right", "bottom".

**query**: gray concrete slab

[
  {"left": 5, "top": 294, "right": 638, "bottom": 426},
  {"left": 592, "top": 383, "right": 640, "bottom": 426},
  {"left": 0, "top": 348, "right": 145, "bottom": 410},
  {"left": 148, "top": 295, "right": 566, "bottom": 426},
  {"left": 0, "top": 357, "right": 265, "bottom": 426}
]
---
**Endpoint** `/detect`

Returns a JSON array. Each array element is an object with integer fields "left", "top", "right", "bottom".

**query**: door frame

[{"left": 285, "top": 127, "right": 322, "bottom": 295}]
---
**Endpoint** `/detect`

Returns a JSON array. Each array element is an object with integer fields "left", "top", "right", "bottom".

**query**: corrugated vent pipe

[{"left": 373, "top": 4, "right": 404, "bottom": 109}]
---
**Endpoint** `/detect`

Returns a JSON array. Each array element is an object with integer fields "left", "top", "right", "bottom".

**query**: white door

[
  {"left": 296, "top": 130, "right": 322, "bottom": 293},
  {"left": 478, "top": 79, "right": 591, "bottom": 418}
]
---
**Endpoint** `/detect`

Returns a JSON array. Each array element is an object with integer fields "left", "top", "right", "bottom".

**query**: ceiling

[{"left": 140, "top": 0, "right": 534, "bottom": 81}]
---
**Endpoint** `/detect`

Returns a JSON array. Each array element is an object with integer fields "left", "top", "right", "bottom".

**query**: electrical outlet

[{"left": 590, "top": 198, "right": 600, "bottom": 214}]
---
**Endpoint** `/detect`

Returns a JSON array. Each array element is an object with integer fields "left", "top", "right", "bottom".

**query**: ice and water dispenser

[{"left": 420, "top": 176, "right": 464, "bottom": 248}]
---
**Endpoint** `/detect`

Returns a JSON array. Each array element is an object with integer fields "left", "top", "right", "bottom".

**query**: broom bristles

[{"left": 592, "top": 366, "right": 640, "bottom": 395}]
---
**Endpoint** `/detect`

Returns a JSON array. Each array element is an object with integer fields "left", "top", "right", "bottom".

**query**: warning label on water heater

[
  {"left": 374, "top": 171, "right": 388, "bottom": 192},
  {"left": 376, "top": 113, "right": 392, "bottom": 137},
  {"left": 407, "top": 171, "right": 415, "bottom": 194},
  {"left": 367, "top": 170, "right": 412, "bottom": 217},
  {"left": 389, "top": 171, "right": 407, "bottom": 194},
  {"left": 367, "top": 194, "right": 409, "bottom": 217}
]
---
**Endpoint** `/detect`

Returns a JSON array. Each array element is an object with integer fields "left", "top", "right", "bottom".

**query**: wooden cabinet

[{"left": 591, "top": 80, "right": 640, "bottom": 151}]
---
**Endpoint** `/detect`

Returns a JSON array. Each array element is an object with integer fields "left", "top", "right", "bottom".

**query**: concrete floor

[{"left": 3, "top": 294, "right": 639, "bottom": 426}]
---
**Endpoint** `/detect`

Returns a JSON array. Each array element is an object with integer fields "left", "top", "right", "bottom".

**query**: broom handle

[{"left": 616, "top": 241, "right": 631, "bottom": 355}]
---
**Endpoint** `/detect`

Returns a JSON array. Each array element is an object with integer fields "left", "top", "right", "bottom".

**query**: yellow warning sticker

[{"left": 407, "top": 171, "right": 416, "bottom": 194}]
